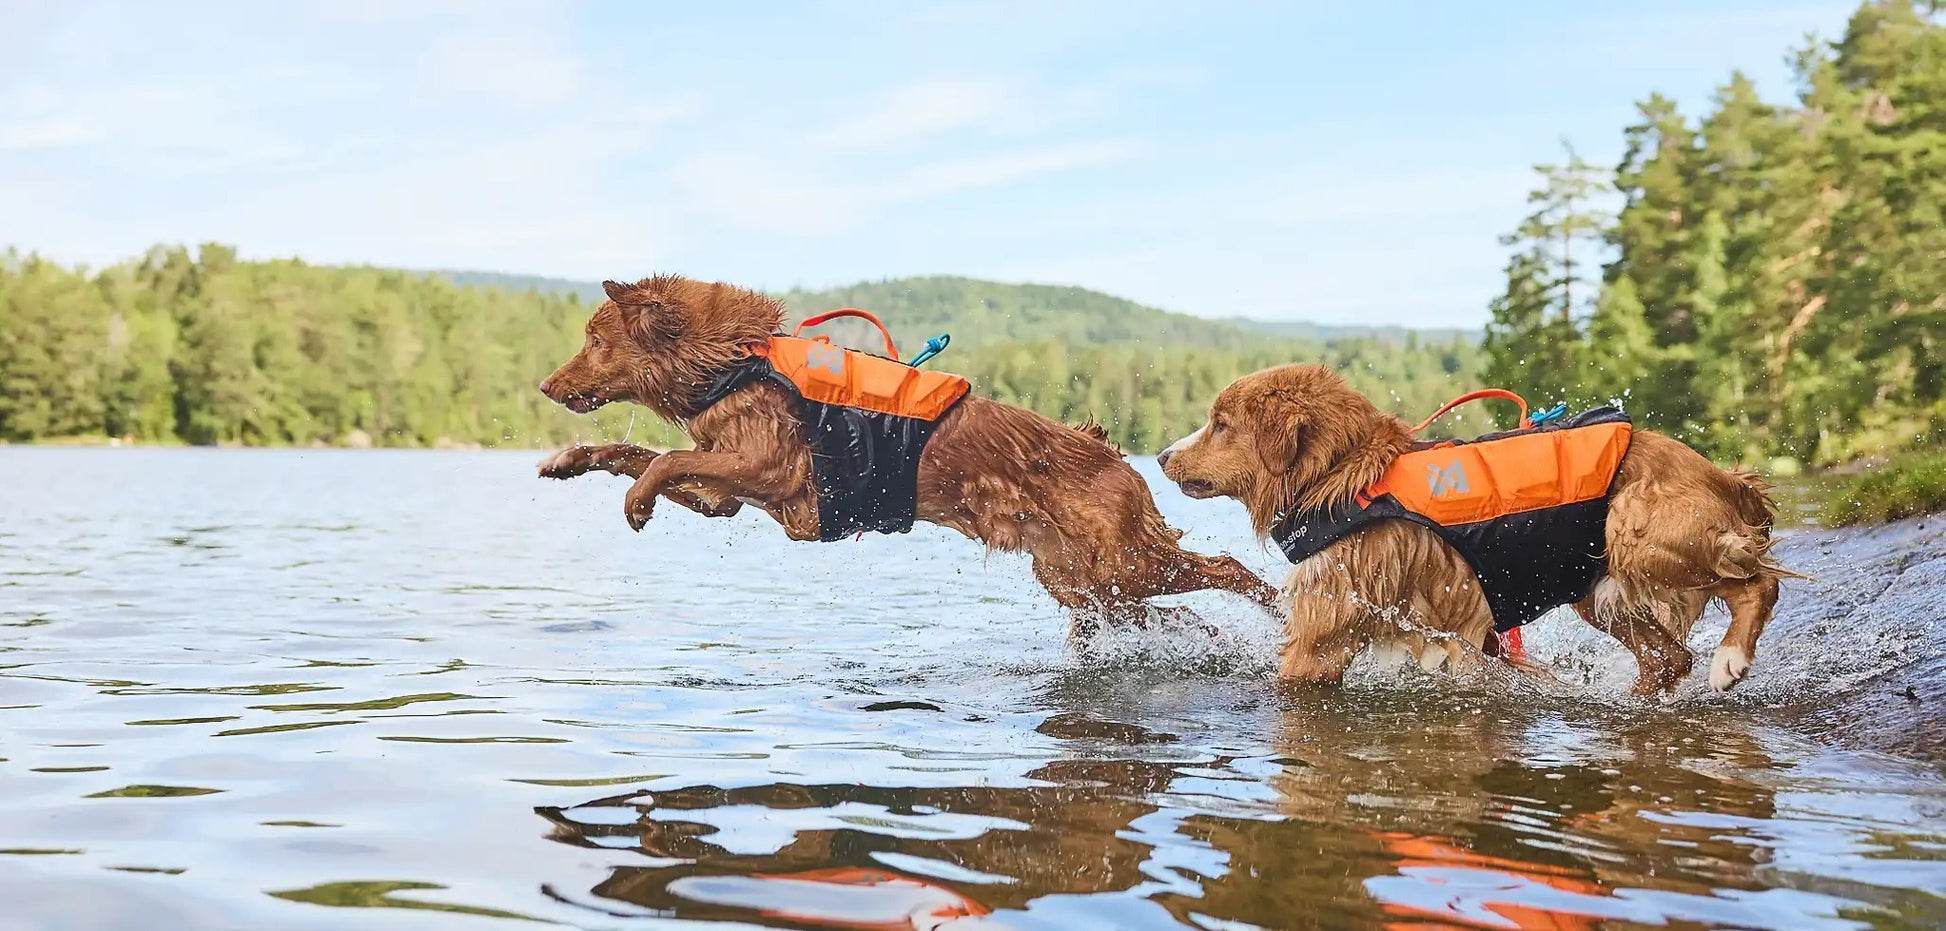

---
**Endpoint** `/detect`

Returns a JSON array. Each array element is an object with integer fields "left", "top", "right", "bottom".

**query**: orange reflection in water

[{"left": 1372, "top": 832, "right": 1609, "bottom": 931}]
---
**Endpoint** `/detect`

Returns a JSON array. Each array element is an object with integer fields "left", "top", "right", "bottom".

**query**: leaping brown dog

[
  {"left": 536, "top": 275, "right": 1277, "bottom": 637},
  {"left": 1157, "top": 364, "right": 1798, "bottom": 694}
]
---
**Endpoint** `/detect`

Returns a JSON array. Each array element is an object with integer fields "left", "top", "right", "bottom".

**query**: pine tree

[{"left": 1485, "top": 1, "right": 1946, "bottom": 465}]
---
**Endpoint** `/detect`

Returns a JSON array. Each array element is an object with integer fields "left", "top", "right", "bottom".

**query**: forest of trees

[
  {"left": 0, "top": 249, "right": 1479, "bottom": 454},
  {"left": 0, "top": 245, "right": 678, "bottom": 450},
  {"left": 1485, "top": 0, "right": 1945, "bottom": 467}
]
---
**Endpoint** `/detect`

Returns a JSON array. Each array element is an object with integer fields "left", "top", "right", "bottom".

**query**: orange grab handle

[
  {"left": 793, "top": 308, "right": 900, "bottom": 361},
  {"left": 1412, "top": 388, "right": 1531, "bottom": 434}
]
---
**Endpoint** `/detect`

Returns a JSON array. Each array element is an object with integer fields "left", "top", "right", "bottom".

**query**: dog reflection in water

[{"left": 533, "top": 703, "right": 1785, "bottom": 929}]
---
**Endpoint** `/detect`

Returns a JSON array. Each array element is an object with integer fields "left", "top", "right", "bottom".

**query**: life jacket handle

[
  {"left": 793, "top": 308, "right": 900, "bottom": 361},
  {"left": 1413, "top": 388, "right": 1532, "bottom": 434}
]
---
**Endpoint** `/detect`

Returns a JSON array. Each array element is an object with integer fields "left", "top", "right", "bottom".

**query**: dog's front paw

[
  {"left": 538, "top": 445, "right": 600, "bottom": 479},
  {"left": 623, "top": 478, "right": 659, "bottom": 531},
  {"left": 1708, "top": 645, "right": 1752, "bottom": 692},
  {"left": 539, "top": 444, "right": 653, "bottom": 480}
]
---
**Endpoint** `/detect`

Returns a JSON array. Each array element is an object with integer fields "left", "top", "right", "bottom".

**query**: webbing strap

[
  {"left": 1413, "top": 389, "right": 1532, "bottom": 434},
  {"left": 793, "top": 308, "right": 900, "bottom": 360}
]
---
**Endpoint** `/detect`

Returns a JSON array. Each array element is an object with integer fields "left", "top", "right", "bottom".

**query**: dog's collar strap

[
  {"left": 691, "top": 353, "right": 788, "bottom": 415},
  {"left": 1272, "top": 496, "right": 1406, "bottom": 566}
]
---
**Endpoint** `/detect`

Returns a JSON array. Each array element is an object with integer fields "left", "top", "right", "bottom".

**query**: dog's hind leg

[
  {"left": 1708, "top": 574, "right": 1779, "bottom": 692},
  {"left": 1572, "top": 583, "right": 1694, "bottom": 695}
]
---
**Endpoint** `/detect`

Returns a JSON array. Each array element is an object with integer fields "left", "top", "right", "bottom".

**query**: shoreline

[{"left": 1, "top": 440, "right": 674, "bottom": 454}]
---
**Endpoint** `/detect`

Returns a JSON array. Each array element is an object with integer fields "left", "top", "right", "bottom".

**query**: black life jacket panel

[{"left": 1271, "top": 407, "right": 1633, "bottom": 631}]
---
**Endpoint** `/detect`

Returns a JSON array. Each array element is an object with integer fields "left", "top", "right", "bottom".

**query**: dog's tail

[
  {"left": 1723, "top": 469, "right": 1812, "bottom": 582},
  {"left": 1071, "top": 418, "right": 1122, "bottom": 455}
]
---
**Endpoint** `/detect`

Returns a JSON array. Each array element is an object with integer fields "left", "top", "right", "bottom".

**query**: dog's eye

[
  {"left": 1211, "top": 420, "right": 1226, "bottom": 434},
  {"left": 589, "top": 335, "right": 604, "bottom": 348}
]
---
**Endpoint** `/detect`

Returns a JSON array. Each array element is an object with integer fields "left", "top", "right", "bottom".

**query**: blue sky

[{"left": 2, "top": 1, "right": 1860, "bottom": 326}]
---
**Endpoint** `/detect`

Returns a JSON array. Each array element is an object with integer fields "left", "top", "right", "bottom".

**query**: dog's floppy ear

[
  {"left": 617, "top": 298, "right": 684, "bottom": 346},
  {"left": 601, "top": 279, "right": 635, "bottom": 303},
  {"left": 1255, "top": 394, "right": 1306, "bottom": 475},
  {"left": 601, "top": 279, "right": 685, "bottom": 345}
]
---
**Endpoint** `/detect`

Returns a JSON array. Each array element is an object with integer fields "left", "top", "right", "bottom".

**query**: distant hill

[
  {"left": 1221, "top": 317, "right": 1479, "bottom": 346},
  {"left": 428, "top": 270, "right": 1474, "bottom": 353},
  {"left": 433, "top": 270, "right": 609, "bottom": 305},
  {"left": 772, "top": 276, "right": 1272, "bottom": 354}
]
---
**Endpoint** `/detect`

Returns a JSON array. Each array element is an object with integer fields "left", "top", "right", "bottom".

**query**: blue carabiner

[
  {"left": 1528, "top": 401, "right": 1569, "bottom": 427},
  {"left": 909, "top": 333, "right": 950, "bottom": 368}
]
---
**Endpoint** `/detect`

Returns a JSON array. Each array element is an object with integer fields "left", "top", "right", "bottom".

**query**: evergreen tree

[{"left": 1484, "top": 1, "right": 1946, "bottom": 465}]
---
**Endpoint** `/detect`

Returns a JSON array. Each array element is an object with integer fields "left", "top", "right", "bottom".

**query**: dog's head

[
  {"left": 1158, "top": 364, "right": 1411, "bottom": 534},
  {"left": 539, "top": 276, "right": 783, "bottom": 421}
]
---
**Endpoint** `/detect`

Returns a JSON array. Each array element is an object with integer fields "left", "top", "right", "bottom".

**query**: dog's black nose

[{"left": 1157, "top": 449, "right": 1174, "bottom": 471}]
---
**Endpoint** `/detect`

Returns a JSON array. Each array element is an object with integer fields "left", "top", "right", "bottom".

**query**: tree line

[
  {"left": 0, "top": 244, "right": 683, "bottom": 450},
  {"left": 1485, "top": 0, "right": 1945, "bottom": 467},
  {"left": 0, "top": 246, "right": 1479, "bottom": 454},
  {"left": 956, "top": 338, "right": 1480, "bottom": 454}
]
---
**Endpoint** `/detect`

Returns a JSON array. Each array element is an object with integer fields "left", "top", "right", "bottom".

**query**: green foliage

[
  {"left": 955, "top": 337, "right": 1485, "bottom": 453},
  {"left": 776, "top": 275, "right": 1278, "bottom": 354},
  {"left": 0, "top": 245, "right": 681, "bottom": 449},
  {"left": 1483, "top": 2, "right": 1946, "bottom": 466},
  {"left": 1483, "top": 145, "right": 1612, "bottom": 411},
  {"left": 1821, "top": 448, "right": 1946, "bottom": 526},
  {"left": 1, "top": 250, "right": 1482, "bottom": 453}
]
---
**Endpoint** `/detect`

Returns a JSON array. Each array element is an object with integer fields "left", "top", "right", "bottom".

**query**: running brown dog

[
  {"left": 536, "top": 276, "right": 1276, "bottom": 637},
  {"left": 1157, "top": 364, "right": 1797, "bottom": 694}
]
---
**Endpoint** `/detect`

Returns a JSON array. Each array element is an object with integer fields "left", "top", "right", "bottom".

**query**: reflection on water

[
  {"left": 538, "top": 700, "right": 1945, "bottom": 929},
  {"left": 0, "top": 449, "right": 1942, "bottom": 930}
]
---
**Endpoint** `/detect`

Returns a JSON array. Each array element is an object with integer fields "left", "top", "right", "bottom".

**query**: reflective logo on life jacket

[
  {"left": 1427, "top": 461, "right": 1469, "bottom": 497},
  {"left": 805, "top": 341, "right": 845, "bottom": 375}
]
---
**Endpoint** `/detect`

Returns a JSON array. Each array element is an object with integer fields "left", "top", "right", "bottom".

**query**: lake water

[{"left": 2, "top": 447, "right": 1943, "bottom": 930}]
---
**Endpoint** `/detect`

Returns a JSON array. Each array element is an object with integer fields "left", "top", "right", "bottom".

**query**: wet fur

[
  {"left": 537, "top": 276, "right": 1277, "bottom": 637},
  {"left": 1157, "top": 364, "right": 1798, "bottom": 694}
]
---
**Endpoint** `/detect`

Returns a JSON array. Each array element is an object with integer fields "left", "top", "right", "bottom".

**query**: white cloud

[
  {"left": 0, "top": 116, "right": 93, "bottom": 150},
  {"left": 420, "top": 28, "right": 584, "bottom": 107},
  {"left": 0, "top": 0, "right": 704, "bottom": 276},
  {"left": 812, "top": 79, "right": 1021, "bottom": 148},
  {"left": 670, "top": 138, "right": 1143, "bottom": 236},
  {"left": 670, "top": 149, "right": 866, "bottom": 234},
  {"left": 888, "top": 140, "right": 1145, "bottom": 200}
]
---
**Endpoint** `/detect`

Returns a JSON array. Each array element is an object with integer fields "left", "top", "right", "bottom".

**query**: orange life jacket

[
  {"left": 756, "top": 334, "right": 968, "bottom": 422},
  {"left": 695, "top": 309, "right": 969, "bottom": 542},
  {"left": 1274, "top": 396, "right": 1633, "bottom": 631}
]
